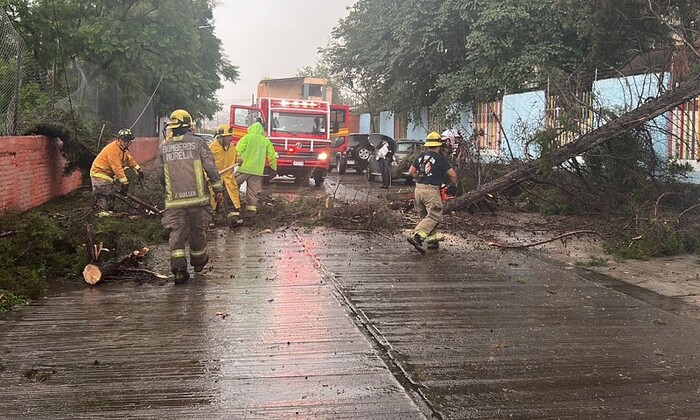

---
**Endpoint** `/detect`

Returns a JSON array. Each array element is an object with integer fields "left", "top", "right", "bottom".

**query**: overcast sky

[{"left": 212, "top": 0, "right": 356, "bottom": 107}]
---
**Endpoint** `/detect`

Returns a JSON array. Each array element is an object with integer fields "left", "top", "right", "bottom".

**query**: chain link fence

[
  {"left": 0, "top": 11, "right": 25, "bottom": 135},
  {"left": 1, "top": 12, "right": 156, "bottom": 138}
]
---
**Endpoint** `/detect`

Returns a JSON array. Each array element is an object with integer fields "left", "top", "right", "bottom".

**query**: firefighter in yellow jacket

[
  {"left": 89, "top": 128, "right": 143, "bottom": 217},
  {"left": 155, "top": 109, "right": 223, "bottom": 284},
  {"left": 210, "top": 124, "right": 243, "bottom": 228}
]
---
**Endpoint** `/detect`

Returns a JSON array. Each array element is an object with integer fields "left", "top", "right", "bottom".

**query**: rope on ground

[{"left": 488, "top": 229, "right": 602, "bottom": 249}]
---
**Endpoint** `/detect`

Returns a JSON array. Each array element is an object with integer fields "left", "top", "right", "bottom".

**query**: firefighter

[
  {"left": 155, "top": 109, "right": 223, "bottom": 284},
  {"left": 210, "top": 124, "right": 243, "bottom": 227},
  {"left": 407, "top": 131, "right": 458, "bottom": 253},
  {"left": 89, "top": 128, "right": 143, "bottom": 217},
  {"left": 234, "top": 120, "right": 277, "bottom": 216}
]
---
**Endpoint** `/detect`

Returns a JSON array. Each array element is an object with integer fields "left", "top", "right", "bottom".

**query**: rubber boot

[
  {"left": 407, "top": 233, "right": 426, "bottom": 254},
  {"left": 173, "top": 269, "right": 190, "bottom": 285}
]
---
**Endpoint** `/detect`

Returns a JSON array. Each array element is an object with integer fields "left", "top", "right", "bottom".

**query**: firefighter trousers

[
  {"left": 91, "top": 177, "right": 117, "bottom": 212},
  {"left": 234, "top": 173, "right": 263, "bottom": 212},
  {"left": 413, "top": 183, "right": 443, "bottom": 241},
  {"left": 161, "top": 205, "right": 213, "bottom": 273}
]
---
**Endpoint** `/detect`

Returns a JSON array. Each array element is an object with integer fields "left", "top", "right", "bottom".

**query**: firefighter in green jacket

[
  {"left": 155, "top": 109, "right": 223, "bottom": 284},
  {"left": 234, "top": 121, "right": 277, "bottom": 215}
]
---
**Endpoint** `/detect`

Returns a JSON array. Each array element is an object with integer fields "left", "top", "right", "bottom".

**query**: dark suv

[
  {"left": 330, "top": 133, "right": 373, "bottom": 174},
  {"left": 346, "top": 133, "right": 373, "bottom": 173}
]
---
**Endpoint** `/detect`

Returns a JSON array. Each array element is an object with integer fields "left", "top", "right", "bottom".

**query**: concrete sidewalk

[{"left": 2, "top": 227, "right": 700, "bottom": 419}]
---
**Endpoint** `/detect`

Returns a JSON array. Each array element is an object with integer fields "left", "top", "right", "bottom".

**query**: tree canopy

[
  {"left": 3, "top": 0, "right": 238, "bottom": 119},
  {"left": 323, "top": 0, "right": 700, "bottom": 125}
]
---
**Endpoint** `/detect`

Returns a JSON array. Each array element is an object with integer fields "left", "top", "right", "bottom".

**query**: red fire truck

[{"left": 231, "top": 98, "right": 345, "bottom": 186}]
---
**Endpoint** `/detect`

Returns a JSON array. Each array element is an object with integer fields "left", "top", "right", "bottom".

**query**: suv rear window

[{"left": 348, "top": 134, "right": 369, "bottom": 146}]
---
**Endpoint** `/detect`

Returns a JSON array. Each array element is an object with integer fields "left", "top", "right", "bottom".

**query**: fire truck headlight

[{"left": 317, "top": 152, "right": 329, "bottom": 161}]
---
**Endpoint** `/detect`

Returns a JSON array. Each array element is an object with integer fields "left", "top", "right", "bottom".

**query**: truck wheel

[
  {"left": 337, "top": 157, "right": 347, "bottom": 175},
  {"left": 313, "top": 171, "right": 324, "bottom": 187}
]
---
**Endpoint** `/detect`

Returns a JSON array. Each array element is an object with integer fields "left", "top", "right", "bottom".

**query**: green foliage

[
  {"left": 517, "top": 124, "right": 694, "bottom": 217},
  {"left": 5, "top": 0, "right": 238, "bottom": 119},
  {"left": 532, "top": 128, "right": 560, "bottom": 174},
  {"left": 0, "top": 210, "right": 81, "bottom": 305},
  {"left": 0, "top": 174, "right": 167, "bottom": 312},
  {"left": 607, "top": 220, "right": 700, "bottom": 260},
  {"left": 536, "top": 190, "right": 572, "bottom": 216},
  {"left": 324, "top": 0, "right": 698, "bottom": 122},
  {"left": 0, "top": 292, "right": 29, "bottom": 314}
]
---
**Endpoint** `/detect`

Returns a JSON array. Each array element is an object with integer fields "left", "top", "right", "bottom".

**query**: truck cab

[{"left": 230, "top": 98, "right": 332, "bottom": 186}]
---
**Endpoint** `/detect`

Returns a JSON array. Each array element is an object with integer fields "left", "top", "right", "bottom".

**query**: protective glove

[
  {"left": 268, "top": 168, "right": 277, "bottom": 178},
  {"left": 119, "top": 183, "right": 129, "bottom": 194},
  {"left": 137, "top": 168, "right": 145, "bottom": 181},
  {"left": 446, "top": 185, "right": 457, "bottom": 196}
]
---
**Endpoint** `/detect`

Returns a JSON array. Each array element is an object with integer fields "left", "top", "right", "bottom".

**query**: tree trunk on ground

[
  {"left": 83, "top": 223, "right": 154, "bottom": 285},
  {"left": 445, "top": 75, "right": 700, "bottom": 213}
]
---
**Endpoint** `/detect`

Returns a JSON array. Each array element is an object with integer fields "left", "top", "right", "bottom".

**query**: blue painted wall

[
  {"left": 358, "top": 113, "right": 371, "bottom": 134},
  {"left": 379, "top": 111, "right": 394, "bottom": 136},
  {"left": 501, "top": 90, "right": 547, "bottom": 159},
  {"left": 407, "top": 107, "right": 430, "bottom": 140},
  {"left": 593, "top": 73, "right": 670, "bottom": 158}
]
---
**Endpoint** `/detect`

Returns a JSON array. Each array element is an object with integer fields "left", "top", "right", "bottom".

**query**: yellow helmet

[
  {"left": 117, "top": 128, "right": 134, "bottom": 141},
  {"left": 425, "top": 131, "right": 443, "bottom": 147},
  {"left": 216, "top": 124, "right": 233, "bottom": 136},
  {"left": 167, "top": 109, "right": 193, "bottom": 129}
]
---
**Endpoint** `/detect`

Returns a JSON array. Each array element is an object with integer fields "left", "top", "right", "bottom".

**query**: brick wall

[
  {"left": 0, "top": 136, "right": 159, "bottom": 213},
  {"left": 127, "top": 136, "right": 160, "bottom": 163}
]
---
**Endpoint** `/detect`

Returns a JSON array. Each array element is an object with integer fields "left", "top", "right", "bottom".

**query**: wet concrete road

[
  {"left": 0, "top": 230, "right": 424, "bottom": 419},
  {"left": 312, "top": 231, "right": 700, "bottom": 418},
  {"left": 2, "top": 174, "right": 700, "bottom": 418}
]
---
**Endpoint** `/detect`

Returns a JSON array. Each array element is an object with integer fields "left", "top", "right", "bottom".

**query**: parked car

[
  {"left": 367, "top": 138, "right": 424, "bottom": 183},
  {"left": 329, "top": 135, "right": 349, "bottom": 174},
  {"left": 339, "top": 133, "right": 373, "bottom": 173},
  {"left": 196, "top": 133, "right": 215, "bottom": 145},
  {"left": 394, "top": 138, "right": 424, "bottom": 165}
]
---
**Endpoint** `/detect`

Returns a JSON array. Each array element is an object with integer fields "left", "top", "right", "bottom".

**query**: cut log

[
  {"left": 445, "top": 75, "right": 700, "bottom": 213},
  {"left": 82, "top": 246, "right": 157, "bottom": 285},
  {"left": 82, "top": 264, "right": 102, "bottom": 285}
]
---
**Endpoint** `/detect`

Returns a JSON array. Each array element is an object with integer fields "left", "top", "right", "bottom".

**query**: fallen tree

[
  {"left": 82, "top": 223, "right": 166, "bottom": 285},
  {"left": 445, "top": 74, "right": 700, "bottom": 213}
]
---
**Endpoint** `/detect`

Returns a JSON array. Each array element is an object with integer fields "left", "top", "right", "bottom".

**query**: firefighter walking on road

[
  {"left": 210, "top": 124, "right": 243, "bottom": 227},
  {"left": 89, "top": 128, "right": 144, "bottom": 217},
  {"left": 155, "top": 109, "right": 223, "bottom": 284},
  {"left": 234, "top": 121, "right": 277, "bottom": 216},
  {"left": 407, "top": 131, "right": 458, "bottom": 253}
]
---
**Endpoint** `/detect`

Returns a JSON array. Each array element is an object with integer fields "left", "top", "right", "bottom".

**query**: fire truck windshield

[{"left": 271, "top": 112, "right": 326, "bottom": 135}]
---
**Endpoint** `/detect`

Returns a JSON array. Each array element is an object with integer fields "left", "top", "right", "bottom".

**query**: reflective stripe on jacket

[
  {"left": 89, "top": 140, "right": 140, "bottom": 184},
  {"left": 155, "top": 132, "right": 222, "bottom": 209}
]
